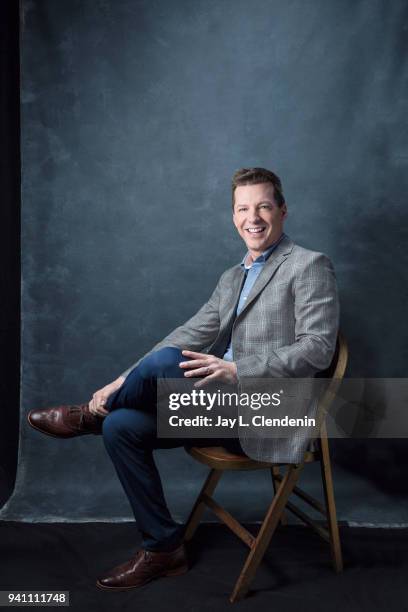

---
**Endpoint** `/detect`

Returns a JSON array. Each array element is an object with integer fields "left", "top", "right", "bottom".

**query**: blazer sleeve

[
  {"left": 235, "top": 254, "right": 340, "bottom": 379},
  {"left": 119, "top": 275, "right": 223, "bottom": 378}
]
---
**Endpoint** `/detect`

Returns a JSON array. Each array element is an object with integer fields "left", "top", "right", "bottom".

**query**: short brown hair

[{"left": 231, "top": 167, "right": 285, "bottom": 209}]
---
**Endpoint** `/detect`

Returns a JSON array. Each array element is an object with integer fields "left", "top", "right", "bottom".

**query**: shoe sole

[{"left": 95, "top": 565, "right": 189, "bottom": 591}]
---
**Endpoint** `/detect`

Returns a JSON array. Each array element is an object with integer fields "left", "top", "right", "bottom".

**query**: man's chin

[{"left": 246, "top": 237, "right": 270, "bottom": 251}]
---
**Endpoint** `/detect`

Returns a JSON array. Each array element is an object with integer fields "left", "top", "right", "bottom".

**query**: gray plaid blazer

[{"left": 121, "top": 235, "right": 339, "bottom": 463}]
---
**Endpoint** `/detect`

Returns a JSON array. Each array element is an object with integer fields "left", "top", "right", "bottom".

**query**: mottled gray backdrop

[{"left": 2, "top": 0, "right": 408, "bottom": 523}]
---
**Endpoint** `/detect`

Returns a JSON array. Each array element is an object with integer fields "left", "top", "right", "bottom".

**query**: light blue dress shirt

[{"left": 222, "top": 234, "right": 285, "bottom": 362}]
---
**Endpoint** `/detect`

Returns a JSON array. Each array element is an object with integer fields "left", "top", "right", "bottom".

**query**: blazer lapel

[
  {"left": 219, "top": 265, "right": 246, "bottom": 329},
  {"left": 235, "top": 235, "right": 294, "bottom": 320},
  {"left": 208, "top": 265, "right": 246, "bottom": 356}
]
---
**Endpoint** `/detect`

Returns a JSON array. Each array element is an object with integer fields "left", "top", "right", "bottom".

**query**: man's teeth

[{"left": 247, "top": 228, "right": 265, "bottom": 233}]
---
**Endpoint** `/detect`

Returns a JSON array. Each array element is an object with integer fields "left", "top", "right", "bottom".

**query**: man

[{"left": 28, "top": 167, "right": 339, "bottom": 591}]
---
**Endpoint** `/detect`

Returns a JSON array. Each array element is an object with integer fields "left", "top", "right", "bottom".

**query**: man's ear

[{"left": 281, "top": 203, "right": 288, "bottom": 218}]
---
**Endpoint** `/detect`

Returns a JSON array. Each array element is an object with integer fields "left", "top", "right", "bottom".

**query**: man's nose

[{"left": 247, "top": 209, "right": 262, "bottom": 223}]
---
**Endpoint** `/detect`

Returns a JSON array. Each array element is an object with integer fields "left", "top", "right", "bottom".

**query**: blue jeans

[{"left": 102, "top": 347, "right": 244, "bottom": 551}]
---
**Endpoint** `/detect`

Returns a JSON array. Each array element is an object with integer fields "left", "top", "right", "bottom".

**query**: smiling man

[{"left": 28, "top": 167, "right": 339, "bottom": 591}]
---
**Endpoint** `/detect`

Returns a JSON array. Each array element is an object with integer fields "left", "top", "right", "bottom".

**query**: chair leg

[
  {"left": 184, "top": 468, "right": 223, "bottom": 542},
  {"left": 320, "top": 432, "right": 343, "bottom": 573},
  {"left": 270, "top": 466, "right": 288, "bottom": 526},
  {"left": 230, "top": 464, "right": 303, "bottom": 603}
]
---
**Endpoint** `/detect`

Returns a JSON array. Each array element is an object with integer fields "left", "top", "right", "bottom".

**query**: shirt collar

[{"left": 240, "top": 233, "right": 285, "bottom": 270}]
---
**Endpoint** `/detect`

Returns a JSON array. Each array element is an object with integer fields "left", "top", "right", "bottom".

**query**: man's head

[{"left": 232, "top": 167, "right": 287, "bottom": 260}]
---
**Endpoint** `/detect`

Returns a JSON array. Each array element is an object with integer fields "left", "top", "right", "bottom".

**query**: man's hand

[
  {"left": 179, "top": 350, "right": 238, "bottom": 388},
  {"left": 89, "top": 376, "right": 126, "bottom": 417}
]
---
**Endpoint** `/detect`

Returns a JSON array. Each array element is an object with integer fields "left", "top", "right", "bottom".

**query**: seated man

[{"left": 28, "top": 167, "right": 339, "bottom": 591}]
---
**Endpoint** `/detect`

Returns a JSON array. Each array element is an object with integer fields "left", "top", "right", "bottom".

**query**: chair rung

[
  {"left": 285, "top": 501, "right": 330, "bottom": 542},
  {"left": 274, "top": 474, "right": 326, "bottom": 515},
  {"left": 201, "top": 493, "right": 255, "bottom": 548}
]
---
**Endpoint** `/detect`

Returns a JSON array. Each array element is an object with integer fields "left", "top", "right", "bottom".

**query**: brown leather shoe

[
  {"left": 96, "top": 544, "right": 188, "bottom": 591},
  {"left": 27, "top": 404, "right": 104, "bottom": 438}
]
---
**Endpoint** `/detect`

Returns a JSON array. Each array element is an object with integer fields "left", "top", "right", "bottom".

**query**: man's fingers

[
  {"left": 96, "top": 407, "right": 109, "bottom": 416},
  {"left": 184, "top": 366, "right": 212, "bottom": 378},
  {"left": 89, "top": 399, "right": 108, "bottom": 417},
  {"left": 179, "top": 359, "right": 209, "bottom": 370},
  {"left": 89, "top": 389, "right": 110, "bottom": 416},
  {"left": 181, "top": 350, "right": 209, "bottom": 359},
  {"left": 194, "top": 371, "right": 219, "bottom": 388},
  {"left": 95, "top": 397, "right": 108, "bottom": 415}
]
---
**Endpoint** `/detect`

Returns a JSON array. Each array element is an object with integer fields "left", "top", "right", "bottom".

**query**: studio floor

[{"left": 1, "top": 522, "right": 408, "bottom": 611}]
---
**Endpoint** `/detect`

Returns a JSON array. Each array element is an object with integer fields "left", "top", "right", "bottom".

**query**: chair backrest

[{"left": 315, "top": 333, "right": 348, "bottom": 431}]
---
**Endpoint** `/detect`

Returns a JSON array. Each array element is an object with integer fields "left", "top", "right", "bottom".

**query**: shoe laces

[
  {"left": 68, "top": 405, "right": 93, "bottom": 429},
  {"left": 68, "top": 405, "right": 81, "bottom": 417},
  {"left": 135, "top": 550, "right": 153, "bottom": 565}
]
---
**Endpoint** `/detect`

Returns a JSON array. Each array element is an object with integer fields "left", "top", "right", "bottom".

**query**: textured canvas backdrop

[{"left": 2, "top": 0, "right": 408, "bottom": 522}]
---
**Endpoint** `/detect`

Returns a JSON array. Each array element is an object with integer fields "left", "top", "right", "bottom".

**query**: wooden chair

[{"left": 183, "top": 334, "right": 348, "bottom": 603}]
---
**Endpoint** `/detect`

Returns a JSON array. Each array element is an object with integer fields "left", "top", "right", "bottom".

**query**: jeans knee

[
  {"left": 102, "top": 411, "right": 125, "bottom": 445},
  {"left": 102, "top": 408, "right": 154, "bottom": 449},
  {"left": 138, "top": 347, "right": 184, "bottom": 379}
]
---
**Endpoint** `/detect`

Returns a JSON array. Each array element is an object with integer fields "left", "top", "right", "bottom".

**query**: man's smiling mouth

[{"left": 246, "top": 227, "right": 266, "bottom": 234}]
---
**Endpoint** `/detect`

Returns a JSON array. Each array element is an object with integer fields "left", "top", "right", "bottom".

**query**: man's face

[{"left": 233, "top": 183, "right": 287, "bottom": 259}]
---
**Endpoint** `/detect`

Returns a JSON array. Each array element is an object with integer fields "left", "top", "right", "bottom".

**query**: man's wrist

[{"left": 229, "top": 361, "right": 238, "bottom": 382}]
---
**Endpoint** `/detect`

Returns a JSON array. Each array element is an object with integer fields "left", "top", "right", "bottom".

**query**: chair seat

[
  {"left": 186, "top": 446, "right": 275, "bottom": 470},
  {"left": 186, "top": 445, "right": 317, "bottom": 470}
]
